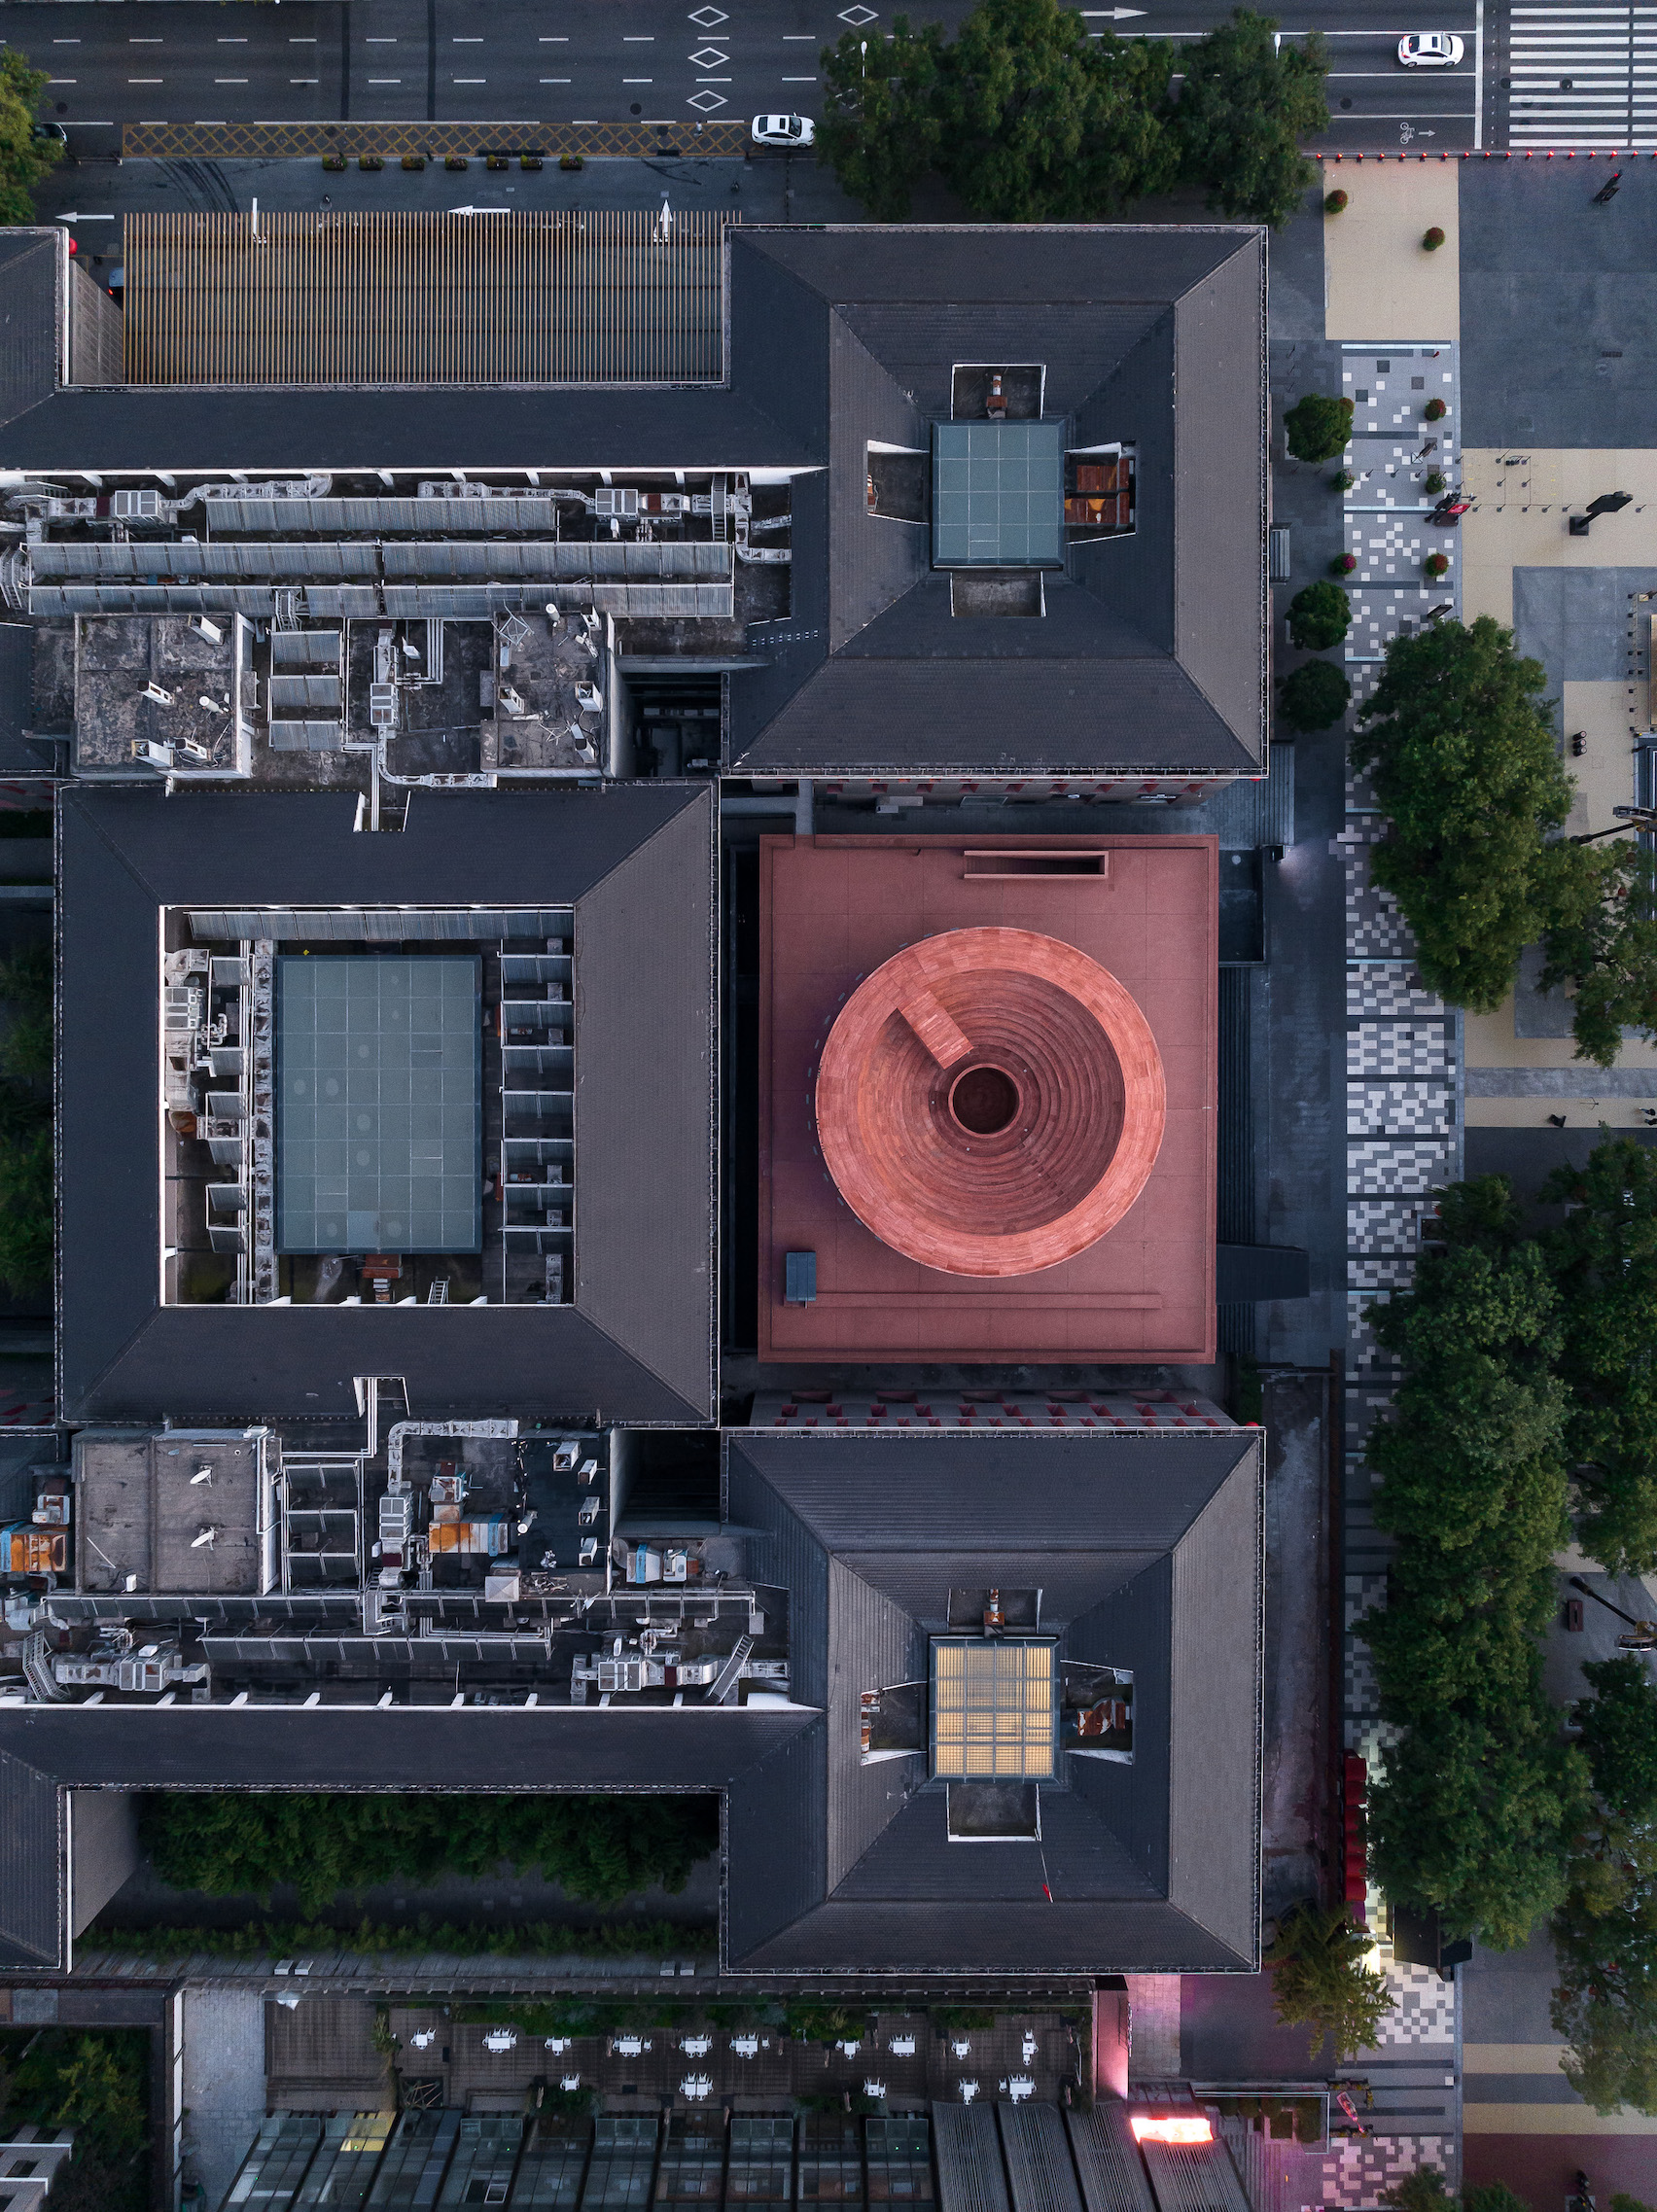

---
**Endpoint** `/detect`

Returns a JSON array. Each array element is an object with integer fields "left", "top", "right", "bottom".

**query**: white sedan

[
  {"left": 751, "top": 112, "right": 816, "bottom": 147},
  {"left": 1397, "top": 32, "right": 1465, "bottom": 65}
]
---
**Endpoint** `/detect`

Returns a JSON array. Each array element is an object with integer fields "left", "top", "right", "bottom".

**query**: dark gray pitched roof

[
  {"left": 57, "top": 784, "right": 718, "bottom": 1426},
  {"left": 725, "top": 226, "right": 1268, "bottom": 777},
  {"left": 721, "top": 1432, "right": 1263, "bottom": 1977},
  {"left": 0, "top": 1704, "right": 817, "bottom": 1971},
  {"left": 0, "top": 231, "right": 58, "bottom": 437}
]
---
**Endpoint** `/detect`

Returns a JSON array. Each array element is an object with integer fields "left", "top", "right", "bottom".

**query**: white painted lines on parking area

[{"left": 1507, "top": 4, "right": 1657, "bottom": 145}]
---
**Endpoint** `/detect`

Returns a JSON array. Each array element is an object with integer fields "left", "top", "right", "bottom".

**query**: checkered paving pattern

[
  {"left": 1375, "top": 1964, "right": 1458, "bottom": 2048},
  {"left": 1345, "top": 518, "right": 1458, "bottom": 592},
  {"left": 1349, "top": 1197, "right": 1436, "bottom": 1253},
  {"left": 1348, "top": 1140, "right": 1455, "bottom": 1196},
  {"left": 1343, "top": 352, "right": 1457, "bottom": 443},
  {"left": 1349, "top": 1257, "right": 1417, "bottom": 1293},
  {"left": 1321, "top": 2137, "right": 1457, "bottom": 2198},
  {"left": 1349, "top": 1025, "right": 1452, "bottom": 1080},
  {"left": 1344, "top": 1383, "right": 1400, "bottom": 1456},
  {"left": 1348, "top": 1082, "right": 1452, "bottom": 1139},
  {"left": 1344, "top": 439, "right": 1459, "bottom": 511},
  {"left": 1347, "top": 1291, "right": 1403, "bottom": 1373},
  {"left": 1341, "top": 835, "right": 1416, "bottom": 964},
  {"left": 1346, "top": 765, "right": 1384, "bottom": 814},
  {"left": 1348, "top": 968, "right": 1445, "bottom": 1020}
]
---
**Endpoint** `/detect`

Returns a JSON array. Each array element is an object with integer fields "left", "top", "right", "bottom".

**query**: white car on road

[
  {"left": 1397, "top": 32, "right": 1465, "bottom": 65},
  {"left": 752, "top": 113, "right": 816, "bottom": 147}
]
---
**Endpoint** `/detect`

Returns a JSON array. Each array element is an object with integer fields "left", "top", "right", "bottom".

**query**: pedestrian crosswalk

[{"left": 1505, "top": 4, "right": 1657, "bottom": 148}]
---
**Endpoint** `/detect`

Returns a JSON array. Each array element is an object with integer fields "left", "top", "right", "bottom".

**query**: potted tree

[
  {"left": 1424, "top": 552, "right": 1450, "bottom": 579},
  {"left": 1324, "top": 189, "right": 1349, "bottom": 215},
  {"left": 1422, "top": 226, "right": 1446, "bottom": 251}
]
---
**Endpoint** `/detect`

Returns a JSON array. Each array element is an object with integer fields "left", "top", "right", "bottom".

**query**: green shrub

[
  {"left": 1287, "top": 579, "right": 1352, "bottom": 650},
  {"left": 1264, "top": 1902, "right": 1391, "bottom": 2058},
  {"left": 1278, "top": 658, "right": 1351, "bottom": 731},
  {"left": 1284, "top": 393, "right": 1354, "bottom": 463}
]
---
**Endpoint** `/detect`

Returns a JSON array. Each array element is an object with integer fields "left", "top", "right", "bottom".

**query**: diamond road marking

[
  {"left": 688, "top": 7, "right": 729, "bottom": 23},
  {"left": 687, "top": 87, "right": 728, "bottom": 107},
  {"left": 839, "top": 4, "right": 879, "bottom": 19},
  {"left": 688, "top": 46, "right": 730, "bottom": 65}
]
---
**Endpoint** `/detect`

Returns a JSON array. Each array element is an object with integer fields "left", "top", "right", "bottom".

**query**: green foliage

[
  {"left": 1284, "top": 392, "right": 1355, "bottom": 463},
  {"left": 138, "top": 1792, "right": 719, "bottom": 1915},
  {"left": 1287, "top": 580, "right": 1352, "bottom": 651},
  {"left": 1171, "top": 9, "right": 1329, "bottom": 227},
  {"left": 0, "top": 52, "right": 62, "bottom": 226},
  {"left": 1550, "top": 1653, "right": 1657, "bottom": 2114},
  {"left": 1610, "top": 2196, "right": 1657, "bottom": 2212},
  {"left": 933, "top": 0, "right": 1179, "bottom": 222},
  {"left": 1262, "top": 1902, "right": 1391, "bottom": 2059},
  {"left": 1277, "top": 658, "right": 1351, "bottom": 731},
  {"left": 817, "top": 15, "right": 945, "bottom": 221},
  {"left": 0, "top": 2028, "right": 150, "bottom": 2212},
  {"left": 1361, "top": 1184, "right": 1586, "bottom": 1947},
  {"left": 1378, "top": 2174, "right": 1455, "bottom": 2212},
  {"left": 816, "top": 1, "right": 1324, "bottom": 225},
  {"left": 930, "top": 2006, "right": 998, "bottom": 2032},
  {"left": 1540, "top": 1138, "right": 1657, "bottom": 1572},
  {"left": 0, "top": 1124, "right": 52, "bottom": 1293},
  {"left": 784, "top": 2001, "right": 871, "bottom": 2044},
  {"left": 1464, "top": 2192, "right": 1531, "bottom": 2212},
  {"left": 1541, "top": 843, "right": 1657, "bottom": 1071},
  {"left": 0, "top": 939, "right": 51, "bottom": 1294},
  {"left": 0, "top": 945, "right": 52, "bottom": 1082},
  {"left": 1353, "top": 615, "right": 1589, "bottom": 1012},
  {"left": 87, "top": 1912, "right": 714, "bottom": 1961}
]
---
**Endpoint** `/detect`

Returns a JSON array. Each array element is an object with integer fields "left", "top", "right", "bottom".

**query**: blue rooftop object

[{"left": 931, "top": 419, "right": 1067, "bottom": 570}]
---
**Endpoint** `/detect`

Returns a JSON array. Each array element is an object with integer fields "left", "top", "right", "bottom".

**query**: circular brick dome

[{"left": 815, "top": 927, "right": 1166, "bottom": 1278}]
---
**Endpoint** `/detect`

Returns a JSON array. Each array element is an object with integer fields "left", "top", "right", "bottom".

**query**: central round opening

[{"left": 949, "top": 1063, "right": 1020, "bottom": 1137}]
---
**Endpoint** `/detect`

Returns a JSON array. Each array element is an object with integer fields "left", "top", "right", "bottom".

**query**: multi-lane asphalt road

[
  {"left": 0, "top": 0, "right": 1483, "bottom": 153},
  {"left": 21, "top": 3, "right": 1657, "bottom": 158}
]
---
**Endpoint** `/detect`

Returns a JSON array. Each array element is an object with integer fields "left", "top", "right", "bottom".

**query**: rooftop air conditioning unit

[
  {"left": 141, "top": 682, "right": 174, "bottom": 707},
  {"left": 112, "top": 487, "right": 161, "bottom": 520},
  {"left": 191, "top": 615, "right": 225, "bottom": 645},
  {"left": 131, "top": 739, "right": 174, "bottom": 770},
  {"left": 592, "top": 487, "right": 640, "bottom": 520},
  {"left": 369, "top": 682, "right": 398, "bottom": 729}
]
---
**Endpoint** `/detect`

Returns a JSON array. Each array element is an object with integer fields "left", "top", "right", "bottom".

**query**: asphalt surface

[{"left": 1, "top": 0, "right": 1484, "bottom": 155}]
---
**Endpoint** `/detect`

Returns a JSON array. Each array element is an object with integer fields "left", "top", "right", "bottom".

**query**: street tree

[
  {"left": 1286, "top": 580, "right": 1352, "bottom": 650},
  {"left": 1284, "top": 392, "right": 1354, "bottom": 463},
  {"left": 0, "top": 52, "right": 61, "bottom": 226},
  {"left": 1172, "top": 9, "right": 1330, "bottom": 228},
  {"left": 934, "top": 0, "right": 1179, "bottom": 221},
  {"left": 1361, "top": 1178, "right": 1585, "bottom": 1948},
  {"left": 1551, "top": 1657, "right": 1657, "bottom": 2115},
  {"left": 1277, "top": 657, "right": 1350, "bottom": 730},
  {"left": 817, "top": 16, "right": 946, "bottom": 221},
  {"left": 1541, "top": 1138, "right": 1657, "bottom": 1574},
  {"left": 1264, "top": 1902, "right": 1392, "bottom": 2058},
  {"left": 1353, "top": 615, "right": 1583, "bottom": 1010},
  {"left": 1541, "top": 841, "right": 1657, "bottom": 1069}
]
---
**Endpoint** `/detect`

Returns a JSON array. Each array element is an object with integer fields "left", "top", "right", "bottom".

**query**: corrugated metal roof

[
  {"left": 0, "top": 232, "right": 57, "bottom": 435},
  {"left": 1065, "top": 2106, "right": 1156, "bottom": 2212},
  {"left": 1138, "top": 2137, "right": 1252, "bottom": 2212},
  {"left": 934, "top": 2105, "right": 1010, "bottom": 2212},
  {"left": 1000, "top": 2103, "right": 1084, "bottom": 2212},
  {"left": 0, "top": 1750, "right": 63, "bottom": 1967}
]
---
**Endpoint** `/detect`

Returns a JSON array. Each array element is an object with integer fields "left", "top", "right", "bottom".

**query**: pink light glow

[{"left": 1129, "top": 2116, "right": 1214, "bottom": 2145}]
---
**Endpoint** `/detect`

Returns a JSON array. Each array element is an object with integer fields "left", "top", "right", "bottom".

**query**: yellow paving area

[
  {"left": 1461, "top": 449, "right": 1657, "bottom": 625},
  {"left": 1464, "top": 2107, "right": 1657, "bottom": 2134},
  {"left": 123, "top": 121, "right": 751, "bottom": 160},
  {"left": 1463, "top": 2045, "right": 1567, "bottom": 2073},
  {"left": 1321, "top": 158, "right": 1460, "bottom": 341}
]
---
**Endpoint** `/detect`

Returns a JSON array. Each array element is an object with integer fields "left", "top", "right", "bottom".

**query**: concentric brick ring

[{"left": 815, "top": 926, "right": 1166, "bottom": 1277}]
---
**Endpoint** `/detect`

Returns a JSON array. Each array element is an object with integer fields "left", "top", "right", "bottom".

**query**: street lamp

[{"left": 1569, "top": 806, "right": 1657, "bottom": 846}]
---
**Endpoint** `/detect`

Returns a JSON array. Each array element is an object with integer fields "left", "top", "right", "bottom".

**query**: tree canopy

[
  {"left": 1278, "top": 657, "right": 1350, "bottom": 731},
  {"left": 1540, "top": 1137, "right": 1657, "bottom": 1574},
  {"left": 1286, "top": 580, "right": 1351, "bottom": 651},
  {"left": 1541, "top": 841, "right": 1657, "bottom": 1069},
  {"left": 1353, "top": 615, "right": 1582, "bottom": 1011},
  {"left": 141, "top": 1792, "right": 720, "bottom": 1916},
  {"left": 0, "top": 943, "right": 52, "bottom": 1296},
  {"left": 818, "top": 16, "right": 945, "bottom": 222},
  {"left": 0, "top": 52, "right": 61, "bottom": 227},
  {"left": 1263, "top": 1901, "right": 1392, "bottom": 2058},
  {"left": 1284, "top": 393, "right": 1354, "bottom": 463},
  {"left": 1551, "top": 1656, "right": 1657, "bottom": 2114},
  {"left": 1362, "top": 1179, "right": 1586, "bottom": 1947},
  {"left": 1170, "top": 9, "right": 1329, "bottom": 227},
  {"left": 817, "top": 3, "right": 1326, "bottom": 227}
]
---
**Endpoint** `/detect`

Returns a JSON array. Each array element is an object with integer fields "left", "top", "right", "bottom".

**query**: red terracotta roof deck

[
  {"left": 758, "top": 833, "right": 1216, "bottom": 1366},
  {"left": 815, "top": 928, "right": 1166, "bottom": 1278}
]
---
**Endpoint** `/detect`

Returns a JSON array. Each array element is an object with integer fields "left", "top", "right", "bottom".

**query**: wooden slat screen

[{"left": 122, "top": 210, "right": 734, "bottom": 387}]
